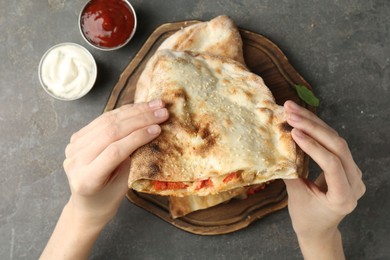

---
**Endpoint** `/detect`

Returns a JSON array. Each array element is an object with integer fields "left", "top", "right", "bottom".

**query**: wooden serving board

[{"left": 104, "top": 20, "right": 314, "bottom": 235}]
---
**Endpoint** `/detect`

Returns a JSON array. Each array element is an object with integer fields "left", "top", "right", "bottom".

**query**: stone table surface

[{"left": 1, "top": 1, "right": 389, "bottom": 259}]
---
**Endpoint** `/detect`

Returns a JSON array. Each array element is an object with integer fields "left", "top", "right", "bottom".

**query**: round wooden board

[{"left": 104, "top": 20, "right": 314, "bottom": 235}]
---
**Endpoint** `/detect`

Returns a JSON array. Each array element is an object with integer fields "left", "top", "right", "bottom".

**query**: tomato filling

[
  {"left": 195, "top": 178, "right": 213, "bottom": 190},
  {"left": 153, "top": 171, "right": 244, "bottom": 191},
  {"left": 223, "top": 171, "right": 240, "bottom": 183},
  {"left": 154, "top": 181, "right": 188, "bottom": 191}
]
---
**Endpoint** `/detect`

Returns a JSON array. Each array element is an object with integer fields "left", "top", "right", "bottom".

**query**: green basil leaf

[{"left": 295, "top": 84, "right": 320, "bottom": 107}]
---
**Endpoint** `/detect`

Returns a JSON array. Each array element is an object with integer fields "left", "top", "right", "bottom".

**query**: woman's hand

[
  {"left": 41, "top": 100, "right": 169, "bottom": 260},
  {"left": 63, "top": 99, "right": 169, "bottom": 224},
  {"left": 283, "top": 100, "right": 365, "bottom": 260}
]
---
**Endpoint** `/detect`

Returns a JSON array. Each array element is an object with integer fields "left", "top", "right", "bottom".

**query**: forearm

[
  {"left": 40, "top": 202, "right": 107, "bottom": 260},
  {"left": 296, "top": 228, "right": 345, "bottom": 260}
]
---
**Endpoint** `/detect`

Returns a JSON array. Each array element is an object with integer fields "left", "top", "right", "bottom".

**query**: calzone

[
  {"left": 142, "top": 15, "right": 249, "bottom": 215},
  {"left": 128, "top": 50, "right": 298, "bottom": 196}
]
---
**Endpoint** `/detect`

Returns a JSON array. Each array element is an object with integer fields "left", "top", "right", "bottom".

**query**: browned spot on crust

[
  {"left": 257, "top": 107, "right": 272, "bottom": 116},
  {"left": 280, "top": 122, "right": 293, "bottom": 132},
  {"left": 262, "top": 99, "right": 275, "bottom": 108},
  {"left": 150, "top": 143, "right": 161, "bottom": 153},
  {"left": 223, "top": 79, "right": 231, "bottom": 86},
  {"left": 148, "top": 163, "right": 160, "bottom": 178},
  {"left": 244, "top": 90, "right": 254, "bottom": 100},
  {"left": 228, "top": 86, "right": 237, "bottom": 94},
  {"left": 165, "top": 102, "right": 173, "bottom": 110},
  {"left": 198, "top": 126, "right": 211, "bottom": 139},
  {"left": 257, "top": 107, "right": 274, "bottom": 124},
  {"left": 173, "top": 89, "right": 188, "bottom": 100},
  {"left": 172, "top": 143, "right": 184, "bottom": 155},
  {"left": 194, "top": 123, "right": 218, "bottom": 156}
]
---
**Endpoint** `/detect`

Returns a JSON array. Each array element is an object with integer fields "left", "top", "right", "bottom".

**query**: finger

[
  {"left": 69, "top": 108, "right": 168, "bottom": 165},
  {"left": 356, "top": 167, "right": 363, "bottom": 178},
  {"left": 69, "top": 104, "right": 132, "bottom": 145},
  {"left": 350, "top": 165, "right": 366, "bottom": 199},
  {"left": 284, "top": 100, "right": 336, "bottom": 134},
  {"left": 69, "top": 100, "right": 165, "bottom": 144},
  {"left": 352, "top": 175, "right": 366, "bottom": 199},
  {"left": 286, "top": 110, "right": 361, "bottom": 191},
  {"left": 66, "top": 100, "right": 166, "bottom": 158},
  {"left": 86, "top": 124, "right": 162, "bottom": 182},
  {"left": 291, "top": 128, "right": 352, "bottom": 202}
]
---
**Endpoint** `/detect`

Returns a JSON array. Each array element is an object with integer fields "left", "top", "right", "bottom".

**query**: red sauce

[{"left": 80, "top": 0, "right": 135, "bottom": 48}]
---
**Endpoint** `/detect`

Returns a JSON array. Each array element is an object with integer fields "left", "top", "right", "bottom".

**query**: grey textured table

[{"left": 1, "top": 1, "right": 389, "bottom": 259}]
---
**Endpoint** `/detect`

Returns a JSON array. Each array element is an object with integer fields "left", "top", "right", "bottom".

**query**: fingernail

[
  {"left": 147, "top": 125, "right": 161, "bottom": 135},
  {"left": 285, "top": 100, "right": 300, "bottom": 111},
  {"left": 288, "top": 112, "right": 301, "bottom": 122},
  {"left": 154, "top": 108, "right": 168, "bottom": 118},
  {"left": 148, "top": 99, "right": 162, "bottom": 108}
]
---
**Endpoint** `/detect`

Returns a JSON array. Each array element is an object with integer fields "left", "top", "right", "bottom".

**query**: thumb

[
  {"left": 110, "top": 157, "right": 132, "bottom": 196},
  {"left": 284, "top": 177, "right": 325, "bottom": 201},
  {"left": 283, "top": 177, "right": 320, "bottom": 200},
  {"left": 283, "top": 178, "right": 306, "bottom": 196}
]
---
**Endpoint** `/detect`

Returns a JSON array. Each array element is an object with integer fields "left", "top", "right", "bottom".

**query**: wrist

[
  {"left": 295, "top": 226, "right": 340, "bottom": 242},
  {"left": 40, "top": 202, "right": 108, "bottom": 260},
  {"left": 65, "top": 198, "right": 113, "bottom": 231},
  {"left": 296, "top": 228, "right": 345, "bottom": 260},
  {"left": 67, "top": 195, "right": 117, "bottom": 228}
]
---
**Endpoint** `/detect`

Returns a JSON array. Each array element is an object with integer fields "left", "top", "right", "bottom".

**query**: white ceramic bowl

[{"left": 38, "top": 42, "right": 97, "bottom": 101}]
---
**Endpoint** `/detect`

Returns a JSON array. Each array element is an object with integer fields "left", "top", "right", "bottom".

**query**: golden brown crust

[
  {"left": 128, "top": 50, "right": 299, "bottom": 196},
  {"left": 134, "top": 15, "right": 245, "bottom": 103},
  {"left": 159, "top": 15, "right": 245, "bottom": 65}
]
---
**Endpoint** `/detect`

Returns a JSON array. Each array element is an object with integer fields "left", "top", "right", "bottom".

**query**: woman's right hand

[{"left": 283, "top": 101, "right": 366, "bottom": 260}]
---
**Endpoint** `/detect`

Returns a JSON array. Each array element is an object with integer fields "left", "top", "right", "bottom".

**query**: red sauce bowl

[{"left": 79, "top": 0, "right": 137, "bottom": 51}]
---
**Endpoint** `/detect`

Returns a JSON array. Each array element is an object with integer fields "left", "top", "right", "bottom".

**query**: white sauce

[{"left": 40, "top": 44, "right": 97, "bottom": 100}]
